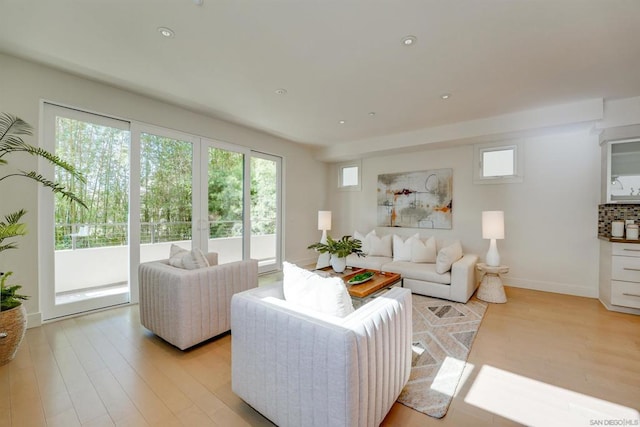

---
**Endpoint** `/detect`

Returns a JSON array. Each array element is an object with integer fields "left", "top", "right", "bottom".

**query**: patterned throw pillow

[{"left": 168, "top": 244, "right": 210, "bottom": 270}]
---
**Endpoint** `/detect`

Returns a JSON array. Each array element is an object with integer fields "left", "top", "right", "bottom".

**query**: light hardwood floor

[{"left": 2, "top": 286, "right": 639, "bottom": 426}]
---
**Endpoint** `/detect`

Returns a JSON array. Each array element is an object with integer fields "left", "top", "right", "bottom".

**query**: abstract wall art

[{"left": 377, "top": 168, "right": 453, "bottom": 229}]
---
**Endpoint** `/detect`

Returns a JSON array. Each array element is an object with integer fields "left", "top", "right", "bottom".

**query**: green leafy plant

[
  {"left": 0, "top": 272, "right": 28, "bottom": 310},
  {"left": 307, "top": 235, "right": 364, "bottom": 259},
  {"left": 0, "top": 112, "right": 86, "bottom": 311}
]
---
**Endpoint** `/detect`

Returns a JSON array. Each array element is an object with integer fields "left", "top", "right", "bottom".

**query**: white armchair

[
  {"left": 139, "top": 253, "right": 258, "bottom": 350},
  {"left": 231, "top": 282, "right": 412, "bottom": 427}
]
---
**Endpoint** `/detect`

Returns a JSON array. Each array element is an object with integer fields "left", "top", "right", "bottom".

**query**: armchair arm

[
  {"left": 450, "top": 253, "right": 479, "bottom": 303},
  {"left": 231, "top": 285, "right": 412, "bottom": 427}
]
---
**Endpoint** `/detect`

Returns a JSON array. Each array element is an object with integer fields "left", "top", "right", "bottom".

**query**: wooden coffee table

[{"left": 316, "top": 267, "right": 402, "bottom": 306}]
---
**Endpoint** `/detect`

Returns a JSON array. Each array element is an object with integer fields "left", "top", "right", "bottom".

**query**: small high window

[
  {"left": 474, "top": 143, "right": 523, "bottom": 184},
  {"left": 482, "top": 147, "right": 515, "bottom": 177},
  {"left": 338, "top": 161, "right": 361, "bottom": 190}
]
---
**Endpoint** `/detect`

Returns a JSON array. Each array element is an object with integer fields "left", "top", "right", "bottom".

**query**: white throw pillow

[
  {"left": 368, "top": 234, "right": 393, "bottom": 257},
  {"left": 435, "top": 241, "right": 463, "bottom": 274},
  {"left": 393, "top": 233, "right": 418, "bottom": 261},
  {"left": 282, "top": 262, "right": 355, "bottom": 317},
  {"left": 168, "top": 244, "right": 210, "bottom": 270},
  {"left": 411, "top": 236, "right": 437, "bottom": 263},
  {"left": 354, "top": 230, "right": 376, "bottom": 255}
]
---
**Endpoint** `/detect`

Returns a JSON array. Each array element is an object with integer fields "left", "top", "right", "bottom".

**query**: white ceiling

[{"left": 1, "top": 0, "right": 639, "bottom": 149}]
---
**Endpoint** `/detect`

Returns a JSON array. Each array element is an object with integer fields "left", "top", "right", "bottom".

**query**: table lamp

[
  {"left": 482, "top": 211, "right": 504, "bottom": 267},
  {"left": 316, "top": 210, "right": 331, "bottom": 269}
]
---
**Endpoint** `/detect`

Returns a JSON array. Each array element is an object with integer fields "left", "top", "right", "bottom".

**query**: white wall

[
  {"left": 329, "top": 130, "right": 602, "bottom": 298},
  {"left": 0, "top": 53, "right": 327, "bottom": 324}
]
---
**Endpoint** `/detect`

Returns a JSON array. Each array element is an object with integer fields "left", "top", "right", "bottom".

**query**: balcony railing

[
  {"left": 55, "top": 221, "right": 277, "bottom": 293},
  {"left": 55, "top": 219, "right": 276, "bottom": 250}
]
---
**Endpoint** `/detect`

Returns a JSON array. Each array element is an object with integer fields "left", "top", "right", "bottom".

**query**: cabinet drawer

[
  {"left": 612, "top": 243, "right": 640, "bottom": 257},
  {"left": 612, "top": 255, "right": 640, "bottom": 282},
  {"left": 611, "top": 281, "right": 640, "bottom": 309}
]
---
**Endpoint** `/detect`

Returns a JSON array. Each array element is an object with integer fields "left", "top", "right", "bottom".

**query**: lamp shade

[
  {"left": 482, "top": 211, "right": 504, "bottom": 239},
  {"left": 318, "top": 211, "right": 332, "bottom": 231}
]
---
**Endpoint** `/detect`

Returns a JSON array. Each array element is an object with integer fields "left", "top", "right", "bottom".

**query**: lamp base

[
  {"left": 485, "top": 238, "right": 500, "bottom": 267},
  {"left": 315, "top": 230, "right": 330, "bottom": 269}
]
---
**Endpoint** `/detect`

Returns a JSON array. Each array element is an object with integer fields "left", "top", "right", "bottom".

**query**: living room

[{"left": 1, "top": 1, "right": 639, "bottom": 426}]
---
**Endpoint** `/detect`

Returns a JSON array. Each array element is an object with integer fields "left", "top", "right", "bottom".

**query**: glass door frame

[
  {"left": 129, "top": 123, "right": 200, "bottom": 304},
  {"left": 39, "top": 103, "right": 132, "bottom": 320},
  {"left": 250, "top": 150, "right": 283, "bottom": 274},
  {"left": 199, "top": 138, "right": 251, "bottom": 262}
]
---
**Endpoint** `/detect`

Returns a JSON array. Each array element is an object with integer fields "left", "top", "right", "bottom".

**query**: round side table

[{"left": 476, "top": 263, "right": 509, "bottom": 303}]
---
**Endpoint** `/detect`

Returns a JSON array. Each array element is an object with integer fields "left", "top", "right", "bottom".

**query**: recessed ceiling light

[
  {"left": 193, "top": 0, "right": 204, "bottom": 5},
  {"left": 441, "top": 93, "right": 451, "bottom": 100},
  {"left": 339, "top": 120, "right": 346, "bottom": 124},
  {"left": 275, "top": 88, "right": 287, "bottom": 95},
  {"left": 368, "top": 112, "right": 376, "bottom": 117},
  {"left": 158, "top": 27, "right": 175, "bottom": 38},
  {"left": 401, "top": 35, "right": 417, "bottom": 46}
]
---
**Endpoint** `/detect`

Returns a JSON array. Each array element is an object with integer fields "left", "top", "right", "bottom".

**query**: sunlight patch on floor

[
  {"left": 56, "top": 283, "right": 128, "bottom": 305},
  {"left": 430, "top": 356, "right": 475, "bottom": 398},
  {"left": 464, "top": 365, "right": 640, "bottom": 426}
]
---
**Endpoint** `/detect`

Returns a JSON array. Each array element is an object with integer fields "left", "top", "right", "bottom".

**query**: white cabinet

[
  {"left": 599, "top": 241, "right": 640, "bottom": 314},
  {"left": 600, "top": 125, "right": 640, "bottom": 203}
]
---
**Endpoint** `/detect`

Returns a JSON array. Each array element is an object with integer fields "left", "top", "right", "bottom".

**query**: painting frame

[{"left": 377, "top": 168, "right": 453, "bottom": 229}]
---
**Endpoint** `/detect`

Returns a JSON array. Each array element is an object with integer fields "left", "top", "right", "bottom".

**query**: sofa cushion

[
  {"left": 354, "top": 230, "right": 376, "bottom": 255},
  {"left": 383, "top": 261, "right": 451, "bottom": 285},
  {"left": 346, "top": 254, "right": 392, "bottom": 270},
  {"left": 411, "top": 236, "right": 436, "bottom": 263},
  {"left": 282, "top": 262, "right": 354, "bottom": 317},
  {"left": 436, "top": 241, "right": 463, "bottom": 274},
  {"left": 168, "top": 244, "right": 210, "bottom": 270},
  {"left": 369, "top": 233, "right": 393, "bottom": 257},
  {"left": 393, "top": 233, "right": 418, "bottom": 261}
]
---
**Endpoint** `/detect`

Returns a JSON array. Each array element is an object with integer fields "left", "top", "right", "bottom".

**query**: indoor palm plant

[
  {"left": 0, "top": 112, "right": 86, "bottom": 365},
  {"left": 308, "top": 235, "right": 363, "bottom": 273}
]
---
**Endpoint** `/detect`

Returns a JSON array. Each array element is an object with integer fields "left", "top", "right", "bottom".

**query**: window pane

[
  {"left": 251, "top": 156, "right": 278, "bottom": 269},
  {"left": 342, "top": 166, "right": 359, "bottom": 186},
  {"left": 207, "top": 147, "right": 244, "bottom": 264},
  {"left": 140, "top": 133, "right": 193, "bottom": 261},
  {"left": 54, "top": 115, "right": 130, "bottom": 301},
  {"left": 483, "top": 149, "right": 514, "bottom": 177}
]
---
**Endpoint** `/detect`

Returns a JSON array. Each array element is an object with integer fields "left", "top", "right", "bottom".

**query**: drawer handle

[
  {"left": 623, "top": 267, "right": 640, "bottom": 271},
  {"left": 622, "top": 293, "right": 640, "bottom": 298},
  {"left": 623, "top": 248, "right": 640, "bottom": 252}
]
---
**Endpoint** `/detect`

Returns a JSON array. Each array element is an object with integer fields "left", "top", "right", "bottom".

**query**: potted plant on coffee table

[
  {"left": 308, "top": 235, "right": 363, "bottom": 273},
  {"left": 0, "top": 112, "right": 86, "bottom": 366}
]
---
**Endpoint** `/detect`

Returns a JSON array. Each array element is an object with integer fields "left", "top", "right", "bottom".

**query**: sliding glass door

[
  {"left": 41, "top": 104, "right": 132, "bottom": 320},
  {"left": 204, "top": 142, "right": 247, "bottom": 264},
  {"left": 250, "top": 153, "right": 282, "bottom": 273},
  {"left": 41, "top": 104, "right": 282, "bottom": 320},
  {"left": 139, "top": 129, "right": 196, "bottom": 263}
]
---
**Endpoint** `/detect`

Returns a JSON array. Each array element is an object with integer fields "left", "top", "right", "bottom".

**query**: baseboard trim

[
  {"left": 598, "top": 298, "right": 640, "bottom": 315},
  {"left": 27, "top": 311, "right": 42, "bottom": 329},
  {"left": 504, "top": 276, "right": 598, "bottom": 298}
]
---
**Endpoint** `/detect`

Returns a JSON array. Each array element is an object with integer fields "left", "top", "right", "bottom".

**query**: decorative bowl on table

[{"left": 347, "top": 271, "right": 375, "bottom": 285}]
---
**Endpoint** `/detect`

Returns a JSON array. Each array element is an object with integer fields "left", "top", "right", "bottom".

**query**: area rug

[{"left": 397, "top": 294, "right": 488, "bottom": 418}]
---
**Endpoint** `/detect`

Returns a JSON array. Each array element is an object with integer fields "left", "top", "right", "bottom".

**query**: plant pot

[
  {"left": 0, "top": 304, "right": 27, "bottom": 366},
  {"left": 330, "top": 255, "right": 347, "bottom": 273}
]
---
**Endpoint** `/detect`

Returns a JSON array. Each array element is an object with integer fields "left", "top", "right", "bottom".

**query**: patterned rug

[{"left": 397, "top": 294, "right": 488, "bottom": 418}]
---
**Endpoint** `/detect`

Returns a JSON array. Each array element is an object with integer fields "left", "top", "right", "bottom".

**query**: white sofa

[
  {"left": 231, "top": 282, "right": 412, "bottom": 427},
  {"left": 347, "top": 236, "right": 479, "bottom": 303},
  {"left": 139, "top": 253, "right": 258, "bottom": 350}
]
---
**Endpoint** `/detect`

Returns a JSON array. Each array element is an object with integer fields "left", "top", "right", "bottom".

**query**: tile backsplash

[{"left": 598, "top": 204, "right": 640, "bottom": 237}]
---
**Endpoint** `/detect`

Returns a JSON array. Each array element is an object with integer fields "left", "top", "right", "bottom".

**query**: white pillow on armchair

[{"left": 282, "top": 262, "right": 354, "bottom": 317}]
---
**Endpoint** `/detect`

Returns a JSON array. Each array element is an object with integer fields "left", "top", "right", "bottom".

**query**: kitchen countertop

[{"left": 598, "top": 235, "right": 640, "bottom": 243}]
